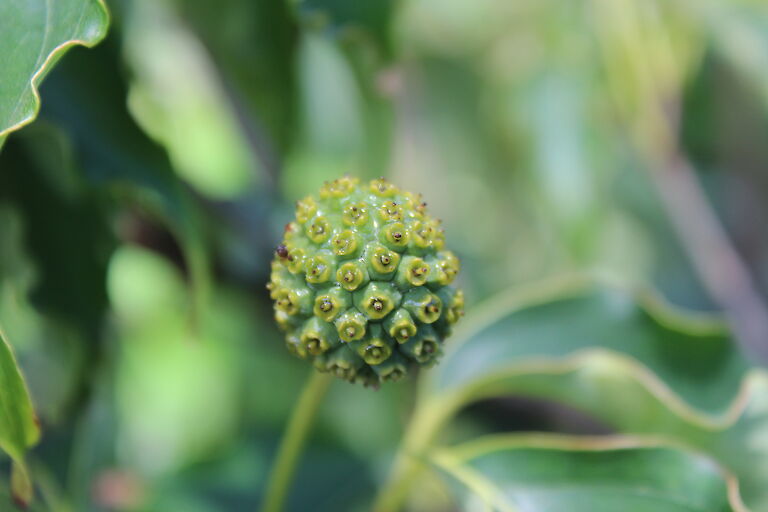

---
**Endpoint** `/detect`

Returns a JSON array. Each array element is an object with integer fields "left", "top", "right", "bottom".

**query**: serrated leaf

[
  {"left": 0, "top": 0, "right": 109, "bottom": 141},
  {"left": 392, "top": 277, "right": 768, "bottom": 510},
  {"left": 431, "top": 435, "right": 745, "bottom": 512}
]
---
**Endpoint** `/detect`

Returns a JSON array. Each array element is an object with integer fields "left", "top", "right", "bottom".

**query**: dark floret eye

[{"left": 306, "top": 338, "right": 321, "bottom": 354}]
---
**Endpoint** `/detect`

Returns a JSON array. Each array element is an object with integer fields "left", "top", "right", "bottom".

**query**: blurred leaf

[
  {"left": 0, "top": 484, "right": 47, "bottom": 512},
  {"left": 431, "top": 435, "right": 743, "bottom": 512},
  {"left": 391, "top": 277, "right": 768, "bottom": 509},
  {"left": 0, "top": 0, "right": 108, "bottom": 142},
  {"left": 123, "top": 0, "right": 257, "bottom": 200},
  {"left": 295, "top": 0, "right": 394, "bottom": 55},
  {"left": 38, "top": 35, "right": 211, "bottom": 326},
  {"left": 108, "top": 246, "right": 245, "bottom": 475},
  {"left": 694, "top": 1, "right": 768, "bottom": 108},
  {"left": 0, "top": 125, "right": 114, "bottom": 344},
  {"left": 174, "top": 0, "right": 297, "bottom": 156},
  {"left": 67, "top": 369, "right": 119, "bottom": 511},
  {"left": 589, "top": 0, "right": 703, "bottom": 155},
  {"left": 0, "top": 203, "right": 99, "bottom": 427},
  {"left": 427, "top": 278, "right": 747, "bottom": 416},
  {"left": 0, "top": 328, "right": 40, "bottom": 507},
  {"left": 282, "top": 33, "right": 368, "bottom": 198},
  {"left": 0, "top": 329, "right": 39, "bottom": 459}
]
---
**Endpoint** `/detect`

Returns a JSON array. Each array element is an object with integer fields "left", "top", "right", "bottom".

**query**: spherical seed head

[{"left": 268, "top": 175, "right": 463, "bottom": 386}]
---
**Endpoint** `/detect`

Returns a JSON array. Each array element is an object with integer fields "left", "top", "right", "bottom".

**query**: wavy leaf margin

[
  {"left": 0, "top": 0, "right": 109, "bottom": 140},
  {"left": 430, "top": 434, "right": 749, "bottom": 512}
]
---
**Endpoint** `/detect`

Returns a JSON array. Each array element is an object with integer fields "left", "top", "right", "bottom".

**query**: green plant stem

[
  {"left": 260, "top": 370, "right": 333, "bottom": 512},
  {"left": 372, "top": 399, "right": 451, "bottom": 512}
]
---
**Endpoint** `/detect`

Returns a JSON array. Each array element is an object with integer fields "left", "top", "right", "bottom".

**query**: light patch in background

[
  {"left": 108, "top": 245, "right": 241, "bottom": 475},
  {"left": 282, "top": 33, "right": 366, "bottom": 200},
  {"left": 124, "top": 0, "right": 256, "bottom": 199}
]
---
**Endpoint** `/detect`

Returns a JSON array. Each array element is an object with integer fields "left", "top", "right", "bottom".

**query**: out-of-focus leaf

[
  {"left": 38, "top": 36, "right": 210, "bottom": 326},
  {"left": 295, "top": 0, "right": 394, "bottom": 54},
  {"left": 428, "top": 278, "right": 747, "bottom": 415},
  {"left": 0, "top": 125, "right": 113, "bottom": 344},
  {"left": 0, "top": 330, "right": 39, "bottom": 453},
  {"left": 0, "top": 0, "right": 108, "bottom": 142},
  {"left": 123, "top": 0, "right": 257, "bottom": 200},
  {"left": 693, "top": 1, "right": 768, "bottom": 108},
  {"left": 108, "top": 246, "right": 244, "bottom": 475},
  {"left": 590, "top": 0, "right": 703, "bottom": 154},
  {"left": 174, "top": 0, "right": 297, "bottom": 156},
  {"left": 431, "top": 435, "right": 744, "bottom": 512},
  {"left": 0, "top": 328, "right": 40, "bottom": 507},
  {"left": 401, "top": 277, "right": 768, "bottom": 509},
  {"left": 282, "top": 33, "right": 367, "bottom": 198},
  {"left": 0, "top": 484, "right": 47, "bottom": 512},
  {"left": 65, "top": 364, "right": 118, "bottom": 511}
]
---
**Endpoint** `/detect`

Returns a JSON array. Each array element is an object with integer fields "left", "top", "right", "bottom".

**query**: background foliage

[{"left": 1, "top": 0, "right": 768, "bottom": 510}]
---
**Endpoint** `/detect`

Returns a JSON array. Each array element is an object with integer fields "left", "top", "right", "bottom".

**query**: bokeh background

[{"left": 1, "top": 0, "right": 768, "bottom": 510}]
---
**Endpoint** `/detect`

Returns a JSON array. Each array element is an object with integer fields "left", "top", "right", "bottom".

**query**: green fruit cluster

[{"left": 268, "top": 176, "right": 463, "bottom": 387}]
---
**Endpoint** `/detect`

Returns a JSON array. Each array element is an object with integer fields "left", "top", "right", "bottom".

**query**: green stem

[
  {"left": 371, "top": 399, "right": 451, "bottom": 512},
  {"left": 260, "top": 370, "right": 333, "bottom": 512}
]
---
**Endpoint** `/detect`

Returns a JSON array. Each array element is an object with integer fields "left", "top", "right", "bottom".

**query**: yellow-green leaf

[{"left": 0, "top": 328, "right": 39, "bottom": 506}]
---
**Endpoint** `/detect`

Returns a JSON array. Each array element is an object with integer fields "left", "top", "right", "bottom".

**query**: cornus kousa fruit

[{"left": 268, "top": 176, "right": 464, "bottom": 387}]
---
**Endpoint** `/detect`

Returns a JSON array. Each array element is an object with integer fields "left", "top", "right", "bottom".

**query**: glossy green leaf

[
  {"left": 427, "top": 278, "right": 748, "bottom": 417},
  {"left": 431, "top": 435, "right": 744, "bottom": 512},
  {"left": 0, "top": 328, "right": 40, "bottom": 506},
  {"left": 383, "top": 277, "right": 768, "bottom": 510},
  {"left": 0, "top": 0, "right": 109, "bottom": 140}
]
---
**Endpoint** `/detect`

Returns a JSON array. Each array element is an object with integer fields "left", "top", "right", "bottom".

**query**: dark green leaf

[
  {"left": 38, "top": 35, "right": 211, "bottom": 325},
  {"left": 174, "top": 0, "right": 298, "bottom": 155},
  {"left": 432, "top": 435, "right": 743, "bottom": 512},
  {"left": 0, "top": 126, "right": 114, "bottom": 340},
  {"left": 429, "top": 278, "right": 748, "bottom": 416},
  {"left": 410, "top": 277, "right": 768, "bottom": 509},
  {"left": 296, "top": 0, "right": 394, "bottom": 54}
]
